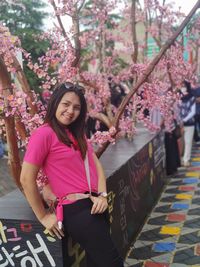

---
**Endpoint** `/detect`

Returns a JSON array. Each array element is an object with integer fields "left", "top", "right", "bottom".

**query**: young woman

[
  {"left": 20, "top": 83, "right": 124, "bottom": 267},
  {"left": 180, "top": 81, "right": 196, "bottom": 167}
]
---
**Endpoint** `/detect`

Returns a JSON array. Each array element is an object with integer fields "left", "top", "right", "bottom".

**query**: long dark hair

[
  {"left": 44, "top": 83, "right": 87, "bottom": 159},
  {"left": 181, "top": 80, "right": 193, "bottom": 102}
]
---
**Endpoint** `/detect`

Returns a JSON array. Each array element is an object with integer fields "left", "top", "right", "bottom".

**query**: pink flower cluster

[{"left": 90, "top": 126, "right": 117, "bottom": 147}]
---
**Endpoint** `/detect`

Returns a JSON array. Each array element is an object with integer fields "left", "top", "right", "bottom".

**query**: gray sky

[
  {"left": 44, "top": 0, "right": 199, "bottom": 30},
  {"left": 173, "top": 0, "right": 198, "bottom": 14}
]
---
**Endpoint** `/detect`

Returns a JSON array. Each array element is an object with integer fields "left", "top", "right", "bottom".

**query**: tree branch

[
  {"left": 71, "top": 3, "right": 81, "bottom": 67},
  {"left": 96, "top": 0, "right": 200, "bottom": 157},
  {"left": 51, "top": 0, "right": 68, "bottom": 38},
  {"left": 131, "top": 0, "right": 138, "bottom": 63},
  {"left": 12, "top": 56, "right": 38, "bottom": 115},
  {"left": 77, "top": 0, "right": 86, "bottom": 13}
]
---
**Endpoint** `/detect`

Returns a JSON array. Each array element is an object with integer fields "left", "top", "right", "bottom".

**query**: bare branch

[
  {"left": 131, "top": 0, "right": 138, "bottom": 63},
  {"left": 12, "top": 57, "right": 38, "bottom": 115},
  {"left": 51, "top": 0, "right": 68, "bottom": 38},
  {"left": 71, "top": 3, "right": 81, "bottom": 67},
  {"left": 77, "top": 0, "right": 86, "bottom": 13}
]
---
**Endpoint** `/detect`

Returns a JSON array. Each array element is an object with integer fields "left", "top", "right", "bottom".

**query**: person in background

[
  {"left": 164, "top": 112, "right": 181, "bottom": 176},
  {"left": 188, "top": 82, "right": 200, "bottom": 143},
  {"left": 0, "top": 135, "right": 8, "bottom": 159},
  {"left": 0, "top": 137, "right": 4, "bottom": 158},
  {"left": 86, "top": 78, "right": 126, "bottom": 138},
  {"left": 194, "top": 96, "right": 200, "bottom": 143},
  {"left": 20, "top": 82, "right": 124, "bottom": 267},
  {"left": 180, "top": 80, "right": 196, "bottom": 167},
  {"left": 149, "top": 89, "right": 180, "bottom": 176}
]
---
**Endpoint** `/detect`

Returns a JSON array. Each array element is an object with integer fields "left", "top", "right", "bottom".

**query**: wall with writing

[
  {"left": 107, "top": 131, "right": 165, "bottom": 258},
  {"left": 0, "top": 219, "right": 62, "bottom": 267}
]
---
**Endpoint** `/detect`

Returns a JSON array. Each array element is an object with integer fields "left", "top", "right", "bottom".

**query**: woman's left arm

[
  {"left": 93, "top": 153, "right": 107, "bottom": 193},
  {"left": 90, "top": 153, "right": 108, "bottom": 214}
]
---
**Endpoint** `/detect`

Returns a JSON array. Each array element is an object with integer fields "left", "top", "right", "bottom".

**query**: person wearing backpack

[{"left": 180, "top": 81, "right": 196, "bottom": 167}]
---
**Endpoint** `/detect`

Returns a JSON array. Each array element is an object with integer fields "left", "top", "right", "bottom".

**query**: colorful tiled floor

[{"left": 125, "top": 144, "right": 200, "bottom": 267}]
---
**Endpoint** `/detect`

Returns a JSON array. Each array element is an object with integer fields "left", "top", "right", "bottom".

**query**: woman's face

[{"left": 55, "top": 92, "right": 81, "bottom": 126}]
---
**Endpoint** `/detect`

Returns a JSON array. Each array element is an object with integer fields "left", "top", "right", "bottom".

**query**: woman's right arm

[{"left": 20, "top": 162, "right": 64, "bottom": 239}]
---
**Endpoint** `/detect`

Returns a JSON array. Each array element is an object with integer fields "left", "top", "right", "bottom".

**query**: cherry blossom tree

[{"left": 0, "top": 0, "right": 200, "bottom": 188}]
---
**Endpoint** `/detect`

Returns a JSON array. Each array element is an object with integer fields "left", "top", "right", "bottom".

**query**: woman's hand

[
  {"left": 90, "top": 196, "right": 108, "bottom": 214},
  {"left": 40, "top": 212, "right": 64, "bottom": 239}
]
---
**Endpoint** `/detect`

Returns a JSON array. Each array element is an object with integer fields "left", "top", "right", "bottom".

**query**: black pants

[
  {"left": 165, "top": 132, "right": 180, "bottom": 175},
  {"left": 62, "top": 198, "right": 124, "bottom": 267}
]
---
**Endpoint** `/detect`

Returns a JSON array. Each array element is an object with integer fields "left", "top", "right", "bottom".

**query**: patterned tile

[
  {"left": 191, "top": 197, "right": 200, "bottom": 204},
  {"left": 144, "top": 261, "right": 169, "bottom": 267},
  {"left": 175, "top": 194, "right": 193, "bottom": 200},
  {"left": 168, "top": 180, "right": 186, "bottom": 186},
  {"left": 183, "top": 217, "right": 200, "bottom": 228},
  {"left": 125, "top": 144, "right": 200, "bottom": 265},
  {"left": 188, "top": 166, "right": 200, "bottom": 171},
  {"left": 173, "top": 247, "right": 200, "bottom": 265},
  {"left": 188, "top": 207, "right": 200, "bottom": 215},
  {"left": 178, "top": 185, "right": 196, "bottom": 191},
  {"left": 154, "top": 205, "right": 182, "bottom": 213},
  {"left": 171, "top": 203, "right": 190, "bottom": 210},
  {"left": 191, "top": 157, "right": 200, "bottom": 161},
  {"left": 160, "top": 196, "right": 180, "bottom": 202},
  {"left": 185, "top": 172, "right": 199, "bottom": 177},
  {"left": 124, "top": 259, "right": 143, "bottom": 267},
  {"left": 160, "top": 226, "right": 181, "bottom": 235},
  {"left": 170, "top": 264, "right": 190, "bottom": 267},
  {"left": 191, "top": 162, "right": 200, "bottom": 166},
  {"left": 164, "top": 188, "right": 180, "bottom": 194},
  {"left": 178, "top": 230, "right": 200, "bottom": 244},
  {"left": 148, "top": 215, "right": 170, "bottom": 226},
  {"left": 138, "top": 228, "right": 169, "bottom": 241},
  {"left": 182, "top": 178, "right": 199, "bottom": 184},
  {"left": 166, "top": 214, "right": 186, "bottom": 222},
  {"left": 153, "top": 242, "right": 176, "bottom": 252},
  {"left": 128, "top": 244, "right": 164, "bottom": 260}
]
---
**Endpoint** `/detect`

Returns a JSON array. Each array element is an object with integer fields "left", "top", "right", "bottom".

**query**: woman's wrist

[
  {"left": 37, "top": 209, "right": 48, "bottom": 222},
  {"left": 98, "top": 191, "right": 108, "bottom": 198}
]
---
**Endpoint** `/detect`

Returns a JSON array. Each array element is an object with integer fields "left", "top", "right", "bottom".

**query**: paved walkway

[{"left": 125, "top": 143, "right": 200, "bottom": 266}]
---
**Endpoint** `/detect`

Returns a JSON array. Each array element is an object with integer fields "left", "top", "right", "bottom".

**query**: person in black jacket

[
  {"left": 188, "top": 82, "right": 200, "bottom": 142},
  {"left": 180, "top": 81, "right": 196, "bottom": 166}
]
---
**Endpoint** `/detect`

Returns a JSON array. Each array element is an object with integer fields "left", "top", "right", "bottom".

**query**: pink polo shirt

[{"left": 24, "top": 124, "right": 98, "bottom": 198}]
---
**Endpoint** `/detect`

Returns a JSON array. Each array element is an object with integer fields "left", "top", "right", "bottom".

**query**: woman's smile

[{"left": 55, "top": 92, "right": 81, "bottom": 126}]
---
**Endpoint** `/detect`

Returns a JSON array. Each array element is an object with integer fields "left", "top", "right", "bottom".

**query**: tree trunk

[
  {"left": 0, "top": 57, "right": 22, "bottom": 190},
  {"left": 15, "top": 116, "right": 27, "bottom": 143}
]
